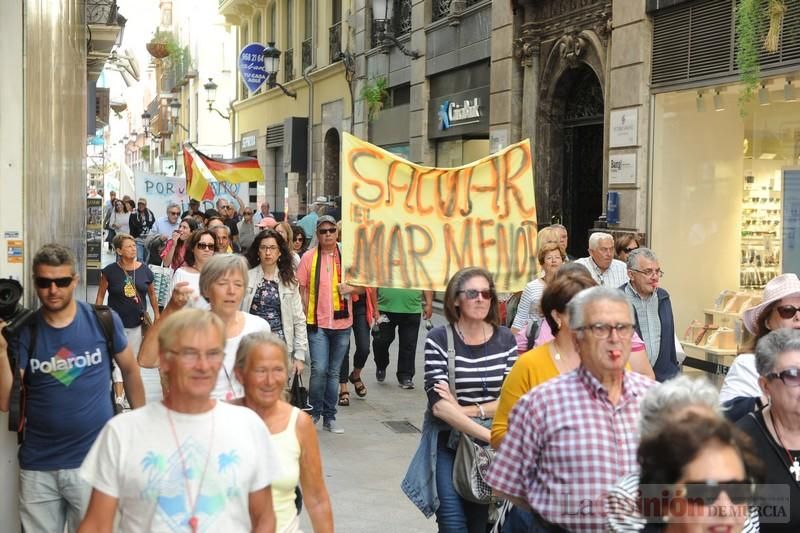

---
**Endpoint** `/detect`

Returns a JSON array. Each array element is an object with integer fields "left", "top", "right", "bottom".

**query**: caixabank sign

[{"left": 428, "top": 86, "right": 490, "bottom": 139}]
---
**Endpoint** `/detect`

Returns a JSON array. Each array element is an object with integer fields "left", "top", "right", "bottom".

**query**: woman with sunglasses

[
  {"left": 736, "top": 328, "right": 800, "bottom": 531},
  {"left": 290, "top": 224, "right": 309, "bottom": 257},
  {"left": 160, "top": 217, "right": 198, "bottom": 270},
  {"left": 614, "top": 233, "right": 640, "bottom": 263},
  {"left": 243, "top": 229, "right": 307, "bottom": 375},
  {"left": 402, "top": 267, "right": 518, "bottom": 533},
  {"left": 720, "top": 274, "right": 800, "bottom": 421},
  {"left": 639, "top": 410, "right": 760, "bottom": 532},
  {"left": 168, "top": 229, "right": 217, "bottom": 310},
  {"left": 95, "top": 233, "right": 161, "bottom": 402}
]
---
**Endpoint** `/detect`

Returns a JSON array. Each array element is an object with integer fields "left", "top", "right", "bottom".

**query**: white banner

[{"left": 133, "top": 172, "right": 247, "bottom": 217}]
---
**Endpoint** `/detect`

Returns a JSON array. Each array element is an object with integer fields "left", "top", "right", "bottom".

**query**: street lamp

[
  {"left": 203, "top": 78, "right": 230, "bottom": 120},
  {"left": 264, "top": 42, "right": 297, "bottom": 99},
  {"left": 372, "top": 0, "right": 420, "bottom": 58},
  {"left": 169, "top": 99, "right": 190, "bottom": 135},
  {"left": 141, "top": 111, "right": 166, "bottom": 140}
]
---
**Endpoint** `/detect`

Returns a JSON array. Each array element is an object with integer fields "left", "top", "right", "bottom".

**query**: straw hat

[{"left": 742, "top": 273, "right": 800, "bottom": 334}]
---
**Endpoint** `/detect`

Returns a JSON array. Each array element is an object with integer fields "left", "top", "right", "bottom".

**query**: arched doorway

[
  {"left": 323, "top": 128, "right": 340, "bottom": 200},
  {"left": 561, "top": 66, "right": 604, "bottom": 258}
]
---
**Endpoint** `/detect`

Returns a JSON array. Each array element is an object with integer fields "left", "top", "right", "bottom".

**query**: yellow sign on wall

[{"left": 341, "top": 133, "right": 537, "bottom": 292}]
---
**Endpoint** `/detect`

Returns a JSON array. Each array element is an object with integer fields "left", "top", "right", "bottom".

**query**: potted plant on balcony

[
  {"left": 147, "top": 29, "right": 179, "bottom": 60},
  {"left": 360, "top": 76, "right": 389, "bottom": 120}
]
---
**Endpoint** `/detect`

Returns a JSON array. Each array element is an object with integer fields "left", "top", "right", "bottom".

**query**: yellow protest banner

[{"left": 341, "top": 133, "right": 537, "bottom": 292}]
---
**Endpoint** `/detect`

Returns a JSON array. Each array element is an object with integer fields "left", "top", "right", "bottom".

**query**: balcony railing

[
  {"left": 329, "top": 22, "right": 342, "bottom": 62},
  {"left": 284, "top": 48, "right": 294, "bottom": 83},
  {"left": 87, "top": 0, "right": 118, "bottom": 25},
  {"left": 395, "top": 0, "right": 412, "bottom": 35},
  {"left": 302, "top": 38, "right": 313, "bottom": 71},
  {"left": 432, "top": 0, "right": 451, "bottom": 21}
]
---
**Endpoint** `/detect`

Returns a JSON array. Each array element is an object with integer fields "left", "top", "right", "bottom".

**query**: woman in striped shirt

[{"left": 422, "top": 267, "right": 518, "bottom": 533}]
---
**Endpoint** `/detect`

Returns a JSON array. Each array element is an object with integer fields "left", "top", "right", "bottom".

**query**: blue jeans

[
  {"left": 135, "top": 239, "right": 149, "bottom": 263},
  {"left": 308, "top": 326, "right": 351, "bottom": 422},
  {"left": 19, "top": 468, "right": 92, "bottom": 533},
  {"left": 503, "top": 505, "right": 534, "bottom": 532},
  {"left": 435, "top": 435, "right": 488, "bottom": 533}
]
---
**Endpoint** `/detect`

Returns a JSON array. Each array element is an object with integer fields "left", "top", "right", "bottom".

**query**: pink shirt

[{"left": 297, "top": 247, "right": 353, "bottom": 330}]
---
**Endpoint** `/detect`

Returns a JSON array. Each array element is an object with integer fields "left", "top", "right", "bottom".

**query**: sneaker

[
  {"left": 376, "top": 369, "right": 386, "bottom": 383},
  {"left": 323, "top": 420, "right": 344, "bottom": 434},
  {"left": 398, "top": 379, "right": 415, "bottom": 390},
  {"left": 312, "top": 415, "right": 321, "bottom": 425}
]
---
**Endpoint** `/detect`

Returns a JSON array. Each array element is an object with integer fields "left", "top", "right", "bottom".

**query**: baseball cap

[
  {"left": 313, "top": 196, "right": 328, "bottom": 204},
  {"left": 137, "top": 197, "right": 147, "bottom": 204},
  {"left": 316, "top": 215, "right": 337, "bottom": 228}
]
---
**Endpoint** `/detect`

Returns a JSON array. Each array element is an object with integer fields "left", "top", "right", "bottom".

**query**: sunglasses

[
  {"left": 168, "top": 211, "right": 180, "bottom": 216},
  {"left": 318, "top": 228, "right": 337, "bottom": 235},
  {"left": 678, "top": 480, "right": 754, "bottom": 505},
  {"left": 294, "top": 235, "right": 305, "bottom": 241},
  {"left": 459, "top": 289, "right": 494, "bottom": 300},
  {"left": 767, "top": 367, "right": 800, "bottom": 387},
  {"left": 196, "top": 242, "right": 215, "bottom": 250},
  {"left": 776, "top": 305, "right": 800, "bottom": 319},
  {"left": 624, "top": 247, "right": 638, "bottom": 253},
  {"left": 34, "top": 276, "right": 73, "bottom": 289}
]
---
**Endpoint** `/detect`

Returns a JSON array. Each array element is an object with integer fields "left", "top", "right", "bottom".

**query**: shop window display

[{"left": 651, "top": 80, "right": 800, "bottom": 381}]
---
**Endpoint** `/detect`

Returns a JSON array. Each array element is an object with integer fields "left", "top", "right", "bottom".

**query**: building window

[
  {"left": 253, "top": 13, "right": 262, "bottom": 43},
  {"left": 432, "top": 0, "right": 451, "bottom": 22},
  {"left": 395, "top": 0, "right": 411, "bottom": 36},
  {"left": 302, "top": 0, "right": 312, "bottom": 70},
  {"left": 285, "top": 0, "right": 294, "bottom": 82}
]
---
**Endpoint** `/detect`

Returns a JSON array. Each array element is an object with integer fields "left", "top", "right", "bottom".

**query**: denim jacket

[{"left": 401, "top": 409, "right": 449, "bottom": 518}]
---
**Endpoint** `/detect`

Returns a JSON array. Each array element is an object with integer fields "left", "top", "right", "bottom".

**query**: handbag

[
  {"left": 289, "top": 370, "right": 313, "bottom": 413},
  {"left": 149, "top": 264, "right": 172, "bottom": 309},
  {"left": 444, "top": 325, "right": 495, "bottom": 504}
]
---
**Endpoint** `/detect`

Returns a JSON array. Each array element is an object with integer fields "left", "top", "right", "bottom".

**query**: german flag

[{"left": 183, "top": 144, "right": 264, "bottom": 201}]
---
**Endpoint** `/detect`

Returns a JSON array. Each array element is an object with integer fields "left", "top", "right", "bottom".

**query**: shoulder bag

[
  {"left": 444, "top": 325, "right": 495, "bottom": 504},
  {"left": 289, "top": 370, "right": 313, "bottom": 413}
]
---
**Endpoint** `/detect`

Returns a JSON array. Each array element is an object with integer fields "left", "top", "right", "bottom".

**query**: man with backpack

[{"left": 0, "top": 243, "right": 145, "bottom": 533}]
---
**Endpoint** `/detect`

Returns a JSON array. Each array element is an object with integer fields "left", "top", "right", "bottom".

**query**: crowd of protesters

[{"left": 1, "top": 189, "right": 799, "bottom": 533}]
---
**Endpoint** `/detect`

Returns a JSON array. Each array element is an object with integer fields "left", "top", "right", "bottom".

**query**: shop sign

[
  {"left": 607, "top": 192, "right": 620, "bottom": 225},
  {"left": 438, "top": 98, "right": 482, "bottom": 130},
  {"left": 610, "top": 108, "right": 638, "bottom": 148},
  {"left": 239, "top": 43, "right": 267, "bottom": 93},
  {"left": 609, "top": 153, "right": 636, "bottom": 185},
  {"left": 241, "top": 132, "right": 258, "bottom": 151}
]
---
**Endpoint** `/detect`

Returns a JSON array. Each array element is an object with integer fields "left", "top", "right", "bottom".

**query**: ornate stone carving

[
  {"left": 514, "top": 28, "right": 541, "bottom": 66},
  {"left": 557, "top": 32, "right": 587, "bottom": 68},
  {"left": 593, "top": 10, "right": 612, "bottom": 43}
]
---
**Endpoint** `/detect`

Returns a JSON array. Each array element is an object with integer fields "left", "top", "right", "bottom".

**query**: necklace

[
  {"left": 118, "top": 261, "right": 138, "bottom": 302},
  {"left": 769, "top": 409, "right": 800, "bottom": 482},
  {"left": 165, "top": 404, "right": 215, "bottom": 533},
  {"left": 455, "top": 323, "right": 490, "bottom": 396}
]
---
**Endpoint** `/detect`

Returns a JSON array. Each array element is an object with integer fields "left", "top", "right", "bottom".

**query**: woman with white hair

[
  {"left": 138, "top": 254, "right": 270, "bottom": 400},
  {"left": 736, "top": 328, "right": 800, "bottom": 531},
  {"left": 606, "top": 375, "right": 759, "bottom": 532}
]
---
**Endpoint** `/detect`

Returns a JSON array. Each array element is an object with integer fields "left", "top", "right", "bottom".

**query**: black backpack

[{"left": 7, "top": 305, "right": 119, "bottom": 443}]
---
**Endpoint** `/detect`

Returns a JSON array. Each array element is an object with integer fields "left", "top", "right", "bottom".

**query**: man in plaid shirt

[{"left": 487, "top": 286, "right": 656, "bottom": 531}]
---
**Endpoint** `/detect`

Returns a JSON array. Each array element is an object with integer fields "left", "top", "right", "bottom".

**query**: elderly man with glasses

[
  {"left": 620, "top": 247, "right": 680, "bottom": 382},
  {"left": 487, "top": 286, "right": 656, "bottom": 531}
]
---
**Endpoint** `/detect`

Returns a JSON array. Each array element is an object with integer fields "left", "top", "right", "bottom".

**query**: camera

[{"left": 0, "top": 279, "right": 35, "bottom": 338}]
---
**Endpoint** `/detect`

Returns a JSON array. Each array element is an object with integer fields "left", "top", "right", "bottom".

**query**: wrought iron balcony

[
  {"left": 432, "top": 0, "right": 452, "bottom": 22},
  {"left": 87, "top": 0, "right": 118, "bottom": 25},
  {"left": 302, "top": 38, "right": 313, "bottom": 71},
  {"left": 284, "top": 48, "right": 294, "bottom": 83},
  {"left": 329, "top": 22, "right": 342, "bottom": 62},
  {"left": 396, "top": 0, "right": 412, "bottom": 35}
]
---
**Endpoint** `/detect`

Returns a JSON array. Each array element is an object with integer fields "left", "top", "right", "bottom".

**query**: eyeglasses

[
  {"left": 318, "top": 228, "right": 337, "bottom": 235},
  {"left": 630, "top": 268, "right": 665, "bottom": 278},
  {"left": 196, "top": 242, "right": 215, "bottom": 250},
  {"left": 766, "top": 367, "right": 800, "bottom": 387},
  {"left": 624, "top": 247, "right": 638, "bottom": 254},
  {"left": 259, "top": 245, "right": 279, "bottom": 252},
  {"left": 776, "top": 305, "right": 800, "bottom": 319},
  {"left": 34, "top": 276, "right": 73, "bottom": 289},
  {"left": 576, "top": 323, "right": 635, "bottom": 339},
  {"left": 459, "top": 289, "right": 494, "bottom": 300},
  {"left": 678, "top": 480, "right": 754, "bottom": 506},
  {"left": 167, "top": 348, "right": 225, "bottom": 364},
  {"left": 168, "top": 211, "right": 180, "bottom": 216}
]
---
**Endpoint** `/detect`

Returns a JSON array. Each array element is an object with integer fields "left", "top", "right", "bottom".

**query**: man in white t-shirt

[{"left": 79, "top": 309, "right": 281, "bottom": 533}]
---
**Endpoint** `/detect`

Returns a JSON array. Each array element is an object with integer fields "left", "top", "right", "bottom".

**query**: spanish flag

[{"left": 183, "top": 144, "right": 264, "bottom": 201}]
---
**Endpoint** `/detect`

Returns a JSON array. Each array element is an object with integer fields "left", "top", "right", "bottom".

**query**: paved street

[{"left": 299, "top": 315, "right": 441, "bottom": 532}]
